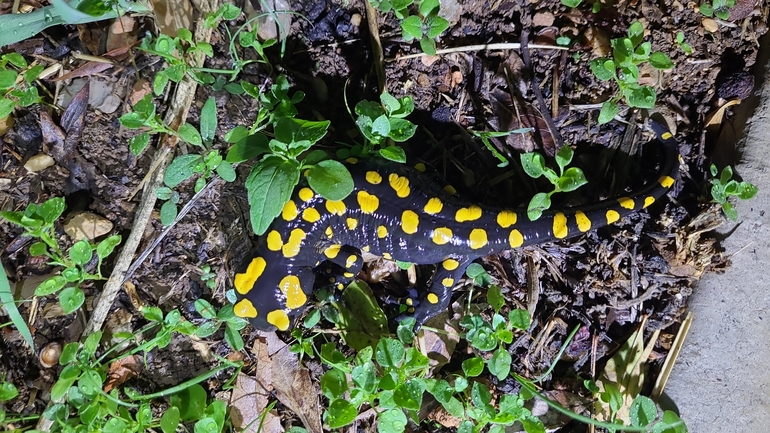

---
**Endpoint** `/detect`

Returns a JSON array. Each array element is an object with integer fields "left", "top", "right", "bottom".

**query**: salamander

[{"left": 232, "top": 120, "right": 679, "bottom": 332}]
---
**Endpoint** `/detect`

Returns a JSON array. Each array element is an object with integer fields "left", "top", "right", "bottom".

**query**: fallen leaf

[{"left": 104, "top": 355, "right": 142, "bottom": 393}]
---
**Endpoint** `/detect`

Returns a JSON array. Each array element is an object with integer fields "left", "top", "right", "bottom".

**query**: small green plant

[
  {"left": 36, "top": 309, "right": 237, "bottom": 433},
  {"left": 121, "top": 96, "right": 237, "bottom": 225},
  {"left": 675, "top": 31, "right": 693, "bottom": 54},
  {"left": 193, "top": 297, "right": 249, "bottom": 351},
  {"left": 348, "top": 91, "right": 416, "bottom": 162},
  {"left": 0, "top": 53, "right": 44, "bottom": 119},
  {"left": 470, "top": 128, "right": 534, "bottom": 168},
  {"left": 699, "top": 0, "right": 735, "bottom": 20},
  {"left": 520, "top": 145, "right": 588, "bottom": 221},
  {"left": 0, "top": 374, "right": 20, "bottom": 424},
  {"left": 0, "top": 197, "right": 122, "bottom": 315},
  {"left": 371, "top": 0, "right": 450, "bottom": 55},
  {"left": 590, "top": 21, "right": 674, "bottom": 124},
  {"left": 139, "top": 31, "right": 219, "bottom": 95},
  {"left": 709, "top": 164, "right": 758, "bottom": 221}
]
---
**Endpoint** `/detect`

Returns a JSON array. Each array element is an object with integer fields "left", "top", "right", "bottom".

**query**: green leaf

[
  {"left": 380, "top": 92, "right": 400, "bottom": 115},
  {"left": 393, "top": 379, "right": 425, "bottom": 410},
  {"left": 623, "top": 84, "right": 657, "bottom": 109},
  {"left": 378, "top": 408, "right": 407, "bottom": 433},
  {"left": 0, "top": 69, "right": 18, "bottom": 90},
  {"left": 29, "top": 241, "right": 47, "bottom": 257},
  {"left": 419, "top": 37, "right": 437, "bottom": 55},
  {"left": 462, "top": 356, "right": 484, "bottom": 377},
  {"left": 561, "top": 0, "right": 582, "bottom": 6},
  {"left": 177, "top": 123, "right": 203, "bottom": 147},
  {"left": 375, "top": 338, "right": 405, "bottom": 368},
  {"left": 327, "top": 398, "right": 357, "bottom": 429},
  {"left": 488, "top": 348, "right": 512, "bottom": 380},
  {"left": 388, "top": 118, "right": 416, "bottom": 142},
  {"left": 216, "top": 160, "right": 236, "bottom": 182},
  {"left": 200, "top": 97, "right": 217, "bottom": 145},
  {"left": 226, "top": 133, "right": 269, "bottom": 163},
  {"left": 649, "top": 51, "right": 674, "bottom": 69},
  {"left": 401, "top": 15, "right": 423, "bottom": 41},
  {"left": 629, "top": 395, "right": 657, "bottom": 427},
  {"left": 0, "top": 267, "right": 35, "bottom": 352},
  {"left": 378, "top": 146, "right": 407, "bottom": 163},
  {"left": 96, "top": 235, "right": 121, "bottom": 260},
  {"left": 69, "top": 240, "right": 93, "bottom": 265},
  {"left": 554, "top": 145, "right": 574, "bottom": 174},
  {"left": 160, "top": 406, "right": 181, "bottom": 433},
  {"left": 527, "top": 192, "right": 551, "bottom": 221},
  {"left": 520, "top": 152, "right": 546, "bottom": 178},
  {"left": 598, "top": 100, "right": 619, "bottom": 124},
  {"left": 557, "top": 167, "right": 588, "bottom": 192},
  {"left": 321, "top": 370, "right": 348, "bottom": 399},
  {"left": 425, "top": 15, "right": 449, "bottom": 38},
  {"left": 160, "top": 200, "right": 178, "bottom": 225},
  {"left": 4, "top": 53, "right": 27, "bottom": 68},
  {"left": 39, "top": 197, "right": 66, "bottom": 224},
  {"left": 371, "top": 114, "right": 391, "bottom": 137},
  {"left": 419, "top": 0, "right": 439, "bottom": 15},
  {"left": 509, "top": 309, "right": 530, "bottom": 330},
  {"left": 59, "top": 286, "right": 85, "bottom": 314},
  {"left": 307, "top": 160, "right": 354, "bottom": 201},
  {"left": 0, "top": 98, "right": 15, "bottom": 118},
  {"left": 722, "top": 201, "right": 737, "bottom": 221},
  {"left": 165, "top": 154, "right": 203, "bottom": 188},
  {"left": 246, "top": 156, "right": 300, "bottom": 235},
  {"left": 737, "top": 182, "right": 758, "bottom": 200},
  {"left": 120, "top": 112, "right": 147, "bottom": 129},
  {"left": 130, "top": 132, "right": 151, "bottom": 155},
  {"left": 303, "top": 149, "right": 328, "bottom": 165},
  {"left": 36, "top": 276, "right": 67, "bottom": 296}
]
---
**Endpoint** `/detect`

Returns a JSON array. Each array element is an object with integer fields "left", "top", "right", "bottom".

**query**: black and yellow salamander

[{"left": 232, "top": 120, "right": 680, "bottom": 332}]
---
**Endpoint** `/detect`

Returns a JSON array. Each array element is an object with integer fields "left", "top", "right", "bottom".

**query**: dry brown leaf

[
  {"left": 151, "top": 0, "right": 193, "bottom": 38},
  {"left": 104, "top": 355, "right": 142, "bottom": 393},
  {"left": 229, "top": 372, "right": 282, "bottom": 433}
]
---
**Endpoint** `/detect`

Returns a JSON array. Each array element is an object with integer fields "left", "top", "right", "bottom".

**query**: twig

[{"left": 390, "top": 42, "right": 568, "bottom": 61}]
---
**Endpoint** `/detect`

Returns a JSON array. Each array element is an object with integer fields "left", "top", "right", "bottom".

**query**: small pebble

[
  {"left": 64, "top": 211, "right": 114, "bottom": 241},
  {"left": 24, "top": 154, "right": 55, "bottom": 172}
]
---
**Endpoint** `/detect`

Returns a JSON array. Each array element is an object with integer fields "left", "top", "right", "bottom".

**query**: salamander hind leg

[{"left": 400, "top": 257, "right": 474, "bottom": 330}]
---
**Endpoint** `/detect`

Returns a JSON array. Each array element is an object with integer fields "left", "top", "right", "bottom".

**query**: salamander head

[{"left": 232, "top": 256, "right": 313, "bottom": 332}]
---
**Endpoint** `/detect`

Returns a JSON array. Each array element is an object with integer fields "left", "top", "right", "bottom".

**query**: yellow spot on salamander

[
  {"left": 414, "top": 162, "right": 426, "bottom": 172},
  {"left": 324, "top": 244, "right": 341, "bottom": 259},
  {"left": 282, "top": 200, "right": 298, "bottom": 221},
  {"left": 382, "top": 252, "right": 392, "bottom": 260},
  {"left": 325, "top": 226, "right": 333, "bottom": 238},
  {"left": 357, "top": 191, "right": 380, "bottom": 214},
  {"left": 362, "top": 245, "right": 370, "bottom": 252},
  {"left": 377, "top": 225, "right": 388, "bottom": 238},
  {"left": 282, "top": 229, "right": 306, "bottom": 258},
  {"left": 279, "top": 275, "right": 306, "bottom": 309},
  {"left": 442, "top": 259, "right": 459, "bottom": 270},
  {"left": 456, "top": 205, "right": 482, "bottom": 222},
  {"left": 266, "top": 230, "right": 283, "bottom": 251},
  {"left": 328, "top": 277, "right": 336, "bottom": 283},
  {"left": 659, "top": 175, "right": 675, "bottom": 188},
  {"left": 346, "top": 218, "right": 358, "bottom": 230},
  {"left": 575, "top": 210, "right": 591, "bottom": 233},
  {"left": 618, "top": 197, "right": 635, "bottom": 210},
  {"left": 325, "top": 200, "right": 346, "bottom": 216},
  {"left": 401, "top": 210, "right": 419, "bottom": 234},
  {"left": 427, "top": 293, "right": 439, "bottom": 304},
  {"left": 469, "top": 228, "right": 488, "bottom": 249},
  {"left": 298, "top": 187, "right": 314, "bottom": 202},
  {"left": 442, "top": 278, "right": 454, "bottom": 287},
  {"left": 267, "top": 310, "right": 290, "bottom": 331},
  {"left": 431, "top": 227, "right": 453, "bottom": 245},
  {"left": 345, "top": 254, "right": 357, "bottom": 268},
  {"left": 509, "top": 229, "right": 524, "bottom": 248},
  {"left": 234, "top": 257, "right": 266, "bottom": 294},
  {"left": 337, "top": 283, "right": 344, "bottom": 290},
  {"left": 343, "top": 272, "right": 355, "bottom": 278},
  {"left": 606, "top": 209, "right": 620, "bottom": 224},
  {"left": 553, "top": 212, "right": 568, "bottom": 239},
  {"left": 302, "top": 207, "right": 321, "bottom": 223},
  {"left": 366, "top": 171, "right": 382, "bottom": 184},
  {"left": 424, "top": 197, "right": 444, "bottom": 215},
  {"left": 443, "top": 185, "right": 457, "bottom": 195},
  {"left": 497, "top": 210, "right": 517, "bottom": 228},
  {"left": 234, "top": 299, "right": 257, "bottom": 318},
  {"left": 405, "top": 298, "right": 413, "bottom": 306},
  {"left": 662, "top": 131, "right": 673, "bottom": 140},
  {"left": 389, "top": 173, "right": 411, "bottom": 198},
  {"left": 345, "top": 157, "right": 358, "bottom": 164},
  {"left": 644, "top": 196, "right": 655, "bottom": 208}
]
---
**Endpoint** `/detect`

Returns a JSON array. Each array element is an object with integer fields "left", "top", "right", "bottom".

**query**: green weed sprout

[
  {"left": 590, "top": 21, "right": 674, "bottom": 124},
  {"left": 370, "top": 0, "right": 450, "bottom": 55},
  {"left": 520, "top": 145, "right": 588, "bottom": 221},
  {"left": 0, "top": 53, "right": 44, "bottom": 119},
  {"left": 709, "top": 164, "right": 758, "bottom": 221},
  {"left": 349, "top": 91, "right": 416, "bottom": 163},
  {"left": 699, "top": 0, "right": 736, "bottom": 20},
  {"left": 0, "top": 197, "right": 121, "bottom": 315}
]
